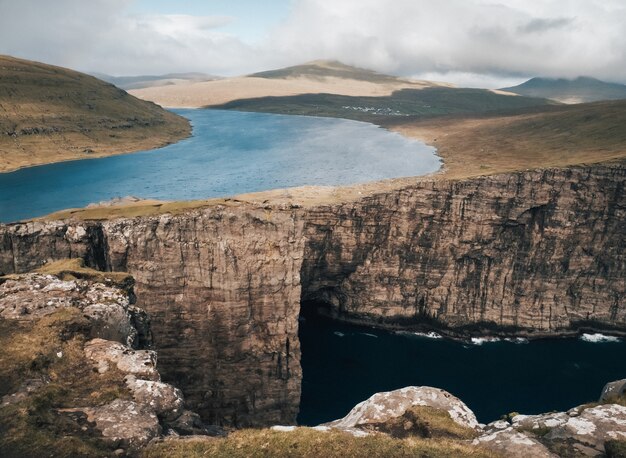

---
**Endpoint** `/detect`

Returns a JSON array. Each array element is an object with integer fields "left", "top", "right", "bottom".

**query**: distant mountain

[
  {"left": 501, "top": 77, "right": 626, "bottom": 103},
  {"left": 250, "top": 60, "right": 412, "bottom": 84},
  {"left": 92, "top": 72, "right": 220, "bottom": 90}
]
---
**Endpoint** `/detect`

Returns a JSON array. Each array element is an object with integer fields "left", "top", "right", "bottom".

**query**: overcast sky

[{"left": 1, "top": 0, "right": 625, "bottom": 88}]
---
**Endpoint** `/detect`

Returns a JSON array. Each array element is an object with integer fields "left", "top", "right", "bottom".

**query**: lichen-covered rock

[
  {"left": 0, "top": 273, "right": 142, "bottom": 347},
  {"left": 474, "top": 427, "right": 557, "bottom": 458},
  {"left": 84, "top": 338, "right": 159, "bottom": 380},
  {"left": 325, "top": 386, "right": 479, "bottom": 431},
  {"left": 66, "top": 399, "right": 161, "bottom": 448},
  {"left": 541, "top": 404, "right": 626, "bottom": 455},
  {"left": 125, "top": 375, "right": 184, "bottom": 420}
]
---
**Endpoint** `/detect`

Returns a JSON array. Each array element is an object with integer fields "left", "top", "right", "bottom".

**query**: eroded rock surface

[
  {"left": 1, "top": 163, "right": 624, "bottom": 426},
  {"left": 323, "top": 384, "right": 626, "bottom": 458},
  {"left": 0, "top": 273, "right": 147, "bottom": 347}
]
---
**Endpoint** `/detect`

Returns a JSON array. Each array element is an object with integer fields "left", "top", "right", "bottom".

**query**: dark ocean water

[
  {"left": 297, "top": 310, "right": 626, "bottom": 425},
  {"left": 0, "top": 109, "right": 440, "bottom": 222}
]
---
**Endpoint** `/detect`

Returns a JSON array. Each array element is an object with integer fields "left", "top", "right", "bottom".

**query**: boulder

[
  {"left": 600, "top": 379, "right": 626, "bottom": 402},
  {"left": 84, "top": 338, "right": 159, "bottom": 380},
  {"left": 325, "top": 386, "right": 479, "bottom": 431},
  {"left": 67, "top": 400, "right": 161, "bottom": 448}
]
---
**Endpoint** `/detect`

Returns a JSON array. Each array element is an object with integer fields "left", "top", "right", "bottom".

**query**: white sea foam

[
  {"left": 470, "top": 337, "right": 501, "bottom": 345},
  {"left": 333, "top": 331, "right": 345, "bottom": 337},
  {"left": 579, "top": 333, "right": 621, "bottom": 343},
  {"left": 360, "top": 333, "right": 378, "bottom": 338},
  {"left": 504, "top": 337, "right": 529, "bottom": 344},
  {"left": 414, "top": 331, "right": 443, "bottom": 339}
]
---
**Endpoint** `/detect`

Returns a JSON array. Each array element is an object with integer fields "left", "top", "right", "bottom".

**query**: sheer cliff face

[
  {"left": 1, "top": 163, "right": 624, "bottom": 426},
  {"left": 302, "top": 165, "right": 625, "bottom": 333}
]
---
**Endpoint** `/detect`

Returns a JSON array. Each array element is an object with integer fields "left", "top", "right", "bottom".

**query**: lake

[
  {"left": 0, "top": 109, "right": 440, "bottom": 222},
  {"left": 297, "top": 309, "right": 626, "bottom": 425}
]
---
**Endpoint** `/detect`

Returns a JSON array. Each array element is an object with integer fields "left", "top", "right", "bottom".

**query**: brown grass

[
  {"left": 386, "top": 100, "right": 626, "bottom": 179},
  {"left": 142, "top": 428, "right": 499, "bottom": 458},
  {"left": 368, "top": 405, "right": 480, "bottom": 440},
  {"left": 33, "top": 258, "right": 131, "bottom": 284},
  {"left": 0, "top": 55, "right": 190, "bottom": 172}
]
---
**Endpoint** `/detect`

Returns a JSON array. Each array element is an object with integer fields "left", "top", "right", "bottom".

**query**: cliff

[{"left": 1, "top": 162, "right": 624, "bottom": 426}]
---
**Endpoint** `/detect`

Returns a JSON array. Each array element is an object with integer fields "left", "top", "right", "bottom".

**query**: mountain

[
  {"left": 250, "top": 60, "right": 411, "bottom": 84},
  {"left": 501, "top": 76, "right": 626, "bottom": 103},
  {"left": 92, "top": 72, "right": 219, "bottom": 90},
  {"left": 0, "top": 55, "right": 190, "bottom": 172},
  {"left": 128, "top": 61, "right": 450, "bottom": 108}
]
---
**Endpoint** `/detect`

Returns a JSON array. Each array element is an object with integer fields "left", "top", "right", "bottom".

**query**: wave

[
  {"left": 360, "top": 333, "right": 378, "bottom": 338},
  {"left": 396, "top": 331, "right": 443, "bottom": 339},
  {"left": 470, "top": 337, "right": 501, "bottom": 345},
  {"left": 504, "top": 337, "right": 529, "bottom": 344},
  {"left": 579, "top": 333, "right": 621, "bottom": 343}
]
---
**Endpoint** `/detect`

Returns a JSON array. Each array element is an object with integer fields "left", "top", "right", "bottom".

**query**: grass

[
  {"left": 387, "top": 99, "right": 626, "bottom": 179},
  {"left": 0, "top": 308, "right": 131, "bottom": 457},
  {"left": 366, "top": 406, "right": 479, "bottom": 440},
  {"left": 210, "top": 87, "right": 556, "bottom": 122},
  {"left": 32, "top": 258, "right": 132, "bottom": 285},
  {"left": 142, "top": 428, "right": 499, "bottom": 458},
  {"left": 0, "top": 54, "right": 191, "bottom": 172}
]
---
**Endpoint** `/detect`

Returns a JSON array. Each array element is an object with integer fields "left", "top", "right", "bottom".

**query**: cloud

[
  {"left": 267, "top": 0, "right": 626, "bottom": 85},
  {"left": 0, "top": 0, "right": 261, "bottom": 75},
  {"left": 0, "top": 0, "right": 625, "bottom": 86}
]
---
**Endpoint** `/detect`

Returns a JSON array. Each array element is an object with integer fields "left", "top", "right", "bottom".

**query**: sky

[{"left": 0, "top": 0, "right": 625, "bottom": 88}]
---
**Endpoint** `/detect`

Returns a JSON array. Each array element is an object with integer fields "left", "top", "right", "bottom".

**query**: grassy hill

[
  {"left": 386, "top": 99, "right": 626, "bottom": 178},
  {"left": 250, "top": 60, "right": 411, "bottom": 84},
  {"left": 0, "top": 55, "right": 190, "bottom": 172},
  {"left": 209, "top": 87, "right": 557, "bottom": 122},
  {"left": 501, "top": 77, "right": 626, "bottom": 103}
]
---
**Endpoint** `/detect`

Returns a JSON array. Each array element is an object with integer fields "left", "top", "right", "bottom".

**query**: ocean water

[
  {"left": 0, "top": 109, "right": 440, "bottom": 222},
  {"left": 297, "top": 309, "right": 626, "bottom": 425}
]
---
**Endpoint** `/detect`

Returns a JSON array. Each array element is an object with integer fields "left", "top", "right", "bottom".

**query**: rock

[
  {"left": 600, "top": 379, "right": 626, "bottom": 402},
  {"left": 541, "top": 404, "right": 626, "bottom": 455},
  {"left": 165, "top": 410, "right": 226, "bottom": 436},
  {"left": 68, "top": 399, "right": 161, "bottom": 448},
  {"left": 84, "top": 338, "right": 158, "bottom": 380},
  {"left": 325, "top": 386, "right": 479, "bottom": 431},
  {"left": 125, "top": 375, "right": 184, "bottom": 420},
  {"left": 511, "top": 411, "right": 570, "bottom": 431},
  {"left": 0, "top": 274, "right": 142, "bottom": 347},
  {"left": 474, "top": 427, "right": 556, "bottom": 458},
  {"left": 1, "top": 377, "right": 49, "bottom": 407}
]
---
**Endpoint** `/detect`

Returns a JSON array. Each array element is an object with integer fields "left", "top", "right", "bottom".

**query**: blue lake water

[
  {"left": 0, "top": 109, "right": 440, "bottom": 222},
  {"left": 297, "top": 310, "right": 626, "bottom": 425}
]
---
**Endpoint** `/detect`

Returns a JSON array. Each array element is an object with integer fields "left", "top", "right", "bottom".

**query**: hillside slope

[
  {"left": 129, "top": 60, "right": 451, "bottom": 108},
  {"left": 0, "top": 55, "right": 190, "bottom": 172},
  {"left": 93, "top": 72, "right": 219, "bottom": 90},
  {"left": 501, "top": 76, "right": 626, "bottom": 103}
]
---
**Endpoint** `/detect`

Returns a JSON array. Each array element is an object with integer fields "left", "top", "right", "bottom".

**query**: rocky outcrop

[
  {"left": 0, "top": 273, "right": 149, "bottom": 347},
  {"left": 321, "top": 384, "right": 626, "bottom": 457},
  {"left": 0, "top": 162, "right": 624, "bottom": 426},
  {"left": 0, "top": 273, "right": 215, "bottom": 451},
  {"left": 326, "top": 386, "right": 479, "bottom": 431}
]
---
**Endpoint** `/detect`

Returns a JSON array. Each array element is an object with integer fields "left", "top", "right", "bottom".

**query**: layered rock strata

[{"left": 1, "top": 162, "right": 624, "bottom": 426}]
